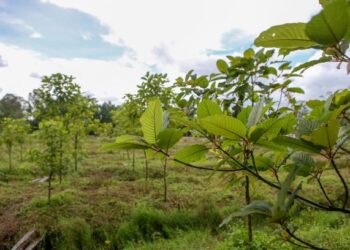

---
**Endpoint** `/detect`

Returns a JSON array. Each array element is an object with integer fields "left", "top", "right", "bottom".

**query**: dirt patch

[{"left": 0, "top": 204, "right": 21, "bottom": 249}]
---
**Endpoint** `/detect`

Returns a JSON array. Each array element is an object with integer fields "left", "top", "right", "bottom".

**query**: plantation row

[{"left": 1, "top": 0, "right": 350, "bottom": 249}]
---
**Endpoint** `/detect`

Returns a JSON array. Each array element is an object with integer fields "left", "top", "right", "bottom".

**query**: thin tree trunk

[
  {"left": 132, "top": 151, "right": 135, "bottom": 173},
  {"left": 163, "top": 158, "right": 168, "bottom": 202},
  {"left": 59, "top": 141, "right": 63, "bottom": 184},
  {"left": 127, "top": 150, "right": 130, "bottom": 160},
  {"left": 245, "top": 176, "right": 253, "bottom": 242},
  {"left": 48, "top": 170, "right": 53, "bottom": 203},
  {"left": 144, "top": 150, "right": 149, "bottom": 182},
  {"left": 20, "top": 144, "right": 23, "bottom": 162},
  {"left": 8, "top": 144, "right": 12, "bottom": 170},
  {"left": 74, "top": 133, "right": 78, "bottom": 171}
]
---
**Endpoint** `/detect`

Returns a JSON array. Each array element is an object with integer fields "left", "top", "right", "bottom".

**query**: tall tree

[{"left": 0, "top": 94, "right": 26, "bottom": 119}]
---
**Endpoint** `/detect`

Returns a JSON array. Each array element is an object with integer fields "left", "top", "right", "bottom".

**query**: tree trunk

[
  {"left": 59, "top": 141, "right": 63, "bottom": 184},
  {"left": 245, "top": 176, "right": 253, "bottom": 242},
  {"left": 48, "top": 168, "right": 53, "bottom": 203},
  {"left": 163, "top": 158, "right": 168, "bottom": 202},
  {"left": 73, "top": 133, "right": 78, "bottom": 171},
  {"left": 127, "top": 150, "right": 130, "bottom": 160},
  {"left": 20, "top": 144, "right": 23, "bottom": 162},
  {"left": 144, "top": 150, "right": 149, "bottom": 182},
  {"left": 132, "top": 151, "right": 135, "bottom": 173},
  {"left": 8, "top": 144, "right": 12, "bottom": 170}
]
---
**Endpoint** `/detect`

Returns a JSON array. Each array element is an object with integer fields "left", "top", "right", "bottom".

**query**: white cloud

[
  {"left": 0, "top": 43, "right": 149, "bottom": 102},
  {"left": 3, "top": 0, "right": 349, "bottom": 103},
  {"left": 44, "top": 0, "right": 320, "bottom": 66},
  {"left": 294, "top": 62, "right": 350, "bottom": 100},
  {"left": 0, "top": 55, "right": 8, "bottom": 67},
  {"left": 30, "top": 32, "right": 43, "bottom": 39}
]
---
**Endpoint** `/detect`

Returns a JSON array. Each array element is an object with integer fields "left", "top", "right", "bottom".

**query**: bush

[
  {"left": 112, "top": 205, "right": 223, "bottom": 249},
  {"left": 41, "top": 218, "right": 94, "bottom": 250}
]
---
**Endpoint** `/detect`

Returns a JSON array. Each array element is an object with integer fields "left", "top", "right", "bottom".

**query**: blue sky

[
  {"left": 0, "top": 0, "right": 126, "bottom": 59},
  {"left": 0, "top": 0, "right": 348, "bottom": 102}
]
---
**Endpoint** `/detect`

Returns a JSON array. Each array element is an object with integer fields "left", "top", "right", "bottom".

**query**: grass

[{"left": 0, "top": 136, "right": 349, "bottom": 249}]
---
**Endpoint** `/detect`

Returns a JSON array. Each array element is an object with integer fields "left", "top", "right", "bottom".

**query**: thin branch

[
  {"left": 216, "top": 145, "right": 350, "bottom": 213},
  {"left": 316, "top": 175, "right": 334, "bottom": 207},
  {"left": 284, "top": 227, "right": 329, "bottom": 250},
  {"left": 330, "top": 159, "right": 349, "bottom": 209}
]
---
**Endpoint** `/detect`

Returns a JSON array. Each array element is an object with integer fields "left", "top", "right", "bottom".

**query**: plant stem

[
  {"left": 316, "top": 175, "right": 334, "bottom": 207},
  {"left": 163, "top": 157, "right": 168, "bottom": 202},
  {"left": 245, "top": 176, "right": 253, "bottom": 242},
  {"left": 330, "top": 159, "right": 349, "bottom": 208},
  {"left": 284, "top": 227, "right": 328, "bottom": 250},
  {"left": 144, "top": 150, "right": 149, "bottom": 182},
  {"left": 132, "top": 150, "right": 135, "bottom": 173}
]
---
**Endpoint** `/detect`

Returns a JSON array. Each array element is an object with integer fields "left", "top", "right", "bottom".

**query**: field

[{"left": 0, "top": 136, "right": 349, "bottom": 250}]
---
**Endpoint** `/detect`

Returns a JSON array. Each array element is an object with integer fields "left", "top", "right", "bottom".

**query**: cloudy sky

[{"left": 0, "top": 0, "right": 348, "bottom": 103}]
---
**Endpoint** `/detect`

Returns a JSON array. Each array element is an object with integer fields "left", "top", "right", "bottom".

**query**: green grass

[{"left": 0, "top": 136, "right": 350, "bottom": 249}]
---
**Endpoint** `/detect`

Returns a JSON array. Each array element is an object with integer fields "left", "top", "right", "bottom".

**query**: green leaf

[
  {"left": 292, "top": 57, "right": 332, "bottom": 73},
  {"left": 247, "top": 98, "right": 265, "bottom": 129},
  {"left": 216, "top": 59, "right": 229, "bottom": 74},
  {"left": 291, "top": 152, "right": 315, "bottom": 176},
  {"left": 244, "top": 48, "right": 255, "bottom": 59},
  {"left": 220, "top": 200, "right": 272, "bottom": 227},
  {"left": 249, "top": 117, "right": 285, "bottom": 143},
  {"left": 249, "top": 155, "right": 273, "bottom": 171},
  {"left": 174, "top": 144, "right": 208, "bottom": 163},
  {"left": 286, "top": 87, "right": 305, "bottom": 94},
  {"left": 199, "top": 115, "right": 246, "bottom": 140},
  {"left": 306, "top": 100, "right": 325, "bottom": 109},
  {"left": 306, "top": 0, "right": 349, "bottom": 46},
  {"left": 305, "top": 118, "right": 339, "bottom": 149},
  {"left": 157, "top": 128, "right": 183, "bottom": 151},
  {"left": 237, "top": 106, "right": 252, "bottom": 125},
  {"left": 254, "top": 23, "right": 317, "bottom": 49},
  {"left": 197, "top": 99, "right": 223, "bottom": 119},
  {"left": 273, "top": 136, "right": 322, "bottom": 154},
  {"left": 104, "top": 135, "right": 151, "bottom": 150},
  {"left": 140, "top": 99, "right": 163, "bottom": 144},
  {"left": 273, "top": 164, "right": 299, "bottom": 221},
  {"left": 197, "top": 76, "right": 209, "bottom": 88}
]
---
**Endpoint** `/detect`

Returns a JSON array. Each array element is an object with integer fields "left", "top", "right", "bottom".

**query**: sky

[{"left": 0, "top": 0, "right": 349, "bottom": 103}]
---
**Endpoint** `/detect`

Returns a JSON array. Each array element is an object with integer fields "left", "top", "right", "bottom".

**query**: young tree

[
  {"left": 0, "top": 93, "right": 26, "bottom": 119},
  {"left": 29, "top": 73, "right": 97, "bottom": 171},
  {"left": 0, "top": 118, "right": 29, "bottom": 169},
  {"left": 35, "top": 119, "right": 68, "bottom": 202}
]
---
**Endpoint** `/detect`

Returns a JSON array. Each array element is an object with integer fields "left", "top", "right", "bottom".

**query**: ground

[{"left": 0, "top": 136, "right": 349, "bottom": 249}]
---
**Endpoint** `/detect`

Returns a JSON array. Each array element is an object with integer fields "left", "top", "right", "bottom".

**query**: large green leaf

[
  {"left": 216, "top": 59, "right": 229, "bottom": 74},
  {"left": 247, "top": 98, "right": 265, "bottom": 129},
  {"left": 140, "top": 99, "right": 163, "bottom": 144},
  {"left": 249, "top": 117, "right": 285, "bottom": 143},
  {"left": 220, "top": 200, "right": 272, "bottom": 227},
  {"left": 306, "top": 0, "right": 349, "bottom": 46},
  {"left": 273, "top": 136, "right": 322, "bottom": 154},
  {"left": 197, "top": 99, "right": 223, "bottom": 119},
  {"left": 157, "top": 128, "right": 183, "bottom": 151},
  {"left": 290, "top": 152, "right": 315, "bottom": 176},
  {"left": 200, "top": 115, "right": 246, "bottom": 140},
  {"left": 305, "top": 118, "right": 339, "bottom": 149},
  {"left": 237, "top": 106, "right": 252, "bottom": 125},
  {"left": 292, "top": 57, "right": 332, "bottom": 73},
  {"left": 273, "top": 165, "right": 299, "bottom": 221},
  {"left": 103, "top": 135, "right": 151, "bottom": 150},
  {"left": 174, "top": 144, "right": 208, "bottom": 163},
  {"left": 254, "top": 23, "right": 317, "bottom": 49}
]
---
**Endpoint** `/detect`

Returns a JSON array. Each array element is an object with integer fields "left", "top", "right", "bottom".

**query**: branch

[
  {"left": 284, "top": 227, "right": 329, "bottom": 250},
  {"left": 216, "top": 145, "right": 350, "bottom": 213},
  {"left": 330, "top": 159, "right": 349, "bottom": 209},
  {"left": 316, "top": 175, "right": 334, "bottom": 207}
]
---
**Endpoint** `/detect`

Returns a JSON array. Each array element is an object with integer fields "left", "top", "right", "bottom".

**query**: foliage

[{"left": 255, "top": 0, "right": 350, "bottom": 73}]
